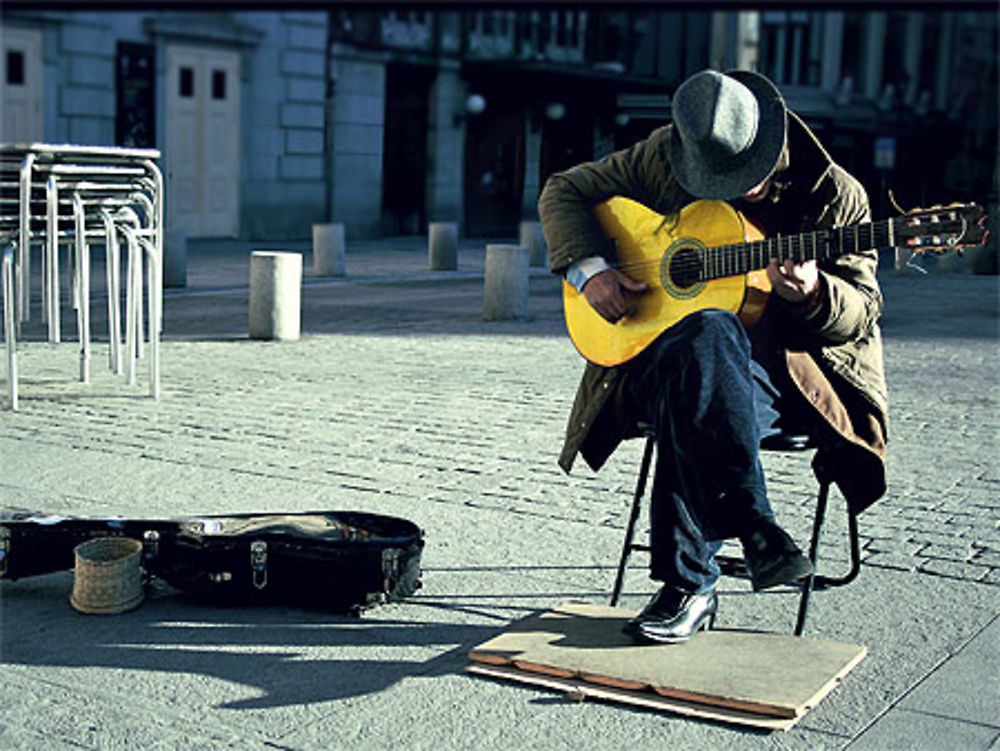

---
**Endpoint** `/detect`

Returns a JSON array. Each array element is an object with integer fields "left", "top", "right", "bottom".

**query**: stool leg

[
  {"left": 3, "top": 246, "right": 19, "bottom": 410},
  {"left": 611, "top": 436, "right": 655, "bottom": 607},
  {"left": 794, "top": 478, "right": 831, "bottom": 635},
  {"left": 843, "top": 511, "right": 862, "bottom": 584}
]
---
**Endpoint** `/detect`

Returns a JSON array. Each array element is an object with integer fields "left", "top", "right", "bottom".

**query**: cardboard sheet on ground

[{"left": 466, "top": 601, "right": 866, "bottom": 731}]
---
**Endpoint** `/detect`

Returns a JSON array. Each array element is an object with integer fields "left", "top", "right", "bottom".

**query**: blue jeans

[{"left": 625, "top": 309, "right": 783, "bottom": 594}]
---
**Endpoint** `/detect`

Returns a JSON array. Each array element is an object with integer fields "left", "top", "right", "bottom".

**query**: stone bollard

[
  {"left": 312, "top": 223, "right": 346, "bottom": 277},
  {"left": 519, "top": 220, "right": 548, "bottom": 267},
  {"left": 483, "top": 244, "right": 529, "bottom": 321},
  {"left": 249, "top": 251, "right": 302, "bottom": 340},
  {"left": 164, "top": 229, "right": 187, "bottom": 288},
  {"left": 428, "top": 221, "right": 458, "bottom": 271}
]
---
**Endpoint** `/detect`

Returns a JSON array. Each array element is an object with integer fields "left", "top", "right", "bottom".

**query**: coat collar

[{"left": 785, "top": 111, "right": 835, "bottom": 196}]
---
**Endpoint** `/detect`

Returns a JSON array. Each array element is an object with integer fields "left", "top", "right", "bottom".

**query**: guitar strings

[
  {"left": 609, "top": 242, "right": 775, "bottom": 279},
  {"left": 607, "top": 219, "right": 896, "bottom": 281}
]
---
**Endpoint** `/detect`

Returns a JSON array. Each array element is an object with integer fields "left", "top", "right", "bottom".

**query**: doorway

[
  {"left": 464, "top": 106, "right": 525, "bottom": 238},
  {"left": 382, "top": 63, "right": 434, "bottom": 235},
  {"left": 1, "top": 27, "right": 44, "bottom": 142},
  {"left": 165, "top": 45, "right": 241, "bottom": 238}
]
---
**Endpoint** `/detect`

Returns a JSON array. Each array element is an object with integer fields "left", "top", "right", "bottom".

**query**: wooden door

[
  {"left": 165, "top": 45, "right": 241, "bottom": 237},
  {"left": 1, "top": 27, "right": 44, "bottom": 142}
]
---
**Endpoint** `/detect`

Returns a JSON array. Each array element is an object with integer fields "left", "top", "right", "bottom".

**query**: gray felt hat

[{"left": 669, "top": 69, "right": 788, "bottom": 201}]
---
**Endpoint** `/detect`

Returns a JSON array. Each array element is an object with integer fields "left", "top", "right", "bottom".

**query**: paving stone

[
  {"left": 846, "top": 708, "right": 998, "bottom": 751},
  {"left": 916, "top": 557, "right": 991, "bottom": 582},
  {"left": 864, "top": 551, "right": 919, "bottom": 572},
  {"left": 971, "top": 548, "right": 1000, "bottom": 567},
  {"left": 982, "top": 569, "right": 1000, "bottom": 585},
  {"left": 899, "top": 617, "right": 1000, "bottom": 727},
  {"left": 919, "top": 542, "right": 978, "bottom": 560}
]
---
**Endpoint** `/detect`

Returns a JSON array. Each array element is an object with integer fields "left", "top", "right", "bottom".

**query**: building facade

[{"left": 1, "top": 8, "right": 995, "bottom": 243}]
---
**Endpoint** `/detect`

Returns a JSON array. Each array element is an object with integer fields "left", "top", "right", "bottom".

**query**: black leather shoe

[
  {"left": 740, "top": 519, "right": 814, "bottom": 591},
  {"left": 623, "top": 586, "right": 718, "bottom": 644}
]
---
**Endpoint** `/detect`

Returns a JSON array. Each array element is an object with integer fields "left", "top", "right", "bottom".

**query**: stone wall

[
  {"left": 49, "top": 12, "right": 117, "bottom": 144},
  {"left": 328, "top": 44, "right": 386, "bottom": 239},
  {"left": 240, "top": 11, "right": 329, "bottom": 240}
]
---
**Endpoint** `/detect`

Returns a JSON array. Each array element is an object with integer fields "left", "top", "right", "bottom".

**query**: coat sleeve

[
  {"left": 795, "top": 164, "right": 883, "bottom": 344},
  {"left": 538, "top": 127, "right": 674, "bottom": 276}
]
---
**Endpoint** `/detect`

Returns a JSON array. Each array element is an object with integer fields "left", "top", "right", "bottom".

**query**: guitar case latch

[
  {"left": 250, "top": 540, "right": 268, "bottom": 590},
  {"left": 381, "top": 548, "right": 401, "bottom": 594},
  {"left": 0, "top": 526, "right": 10, "bottom": 578},
  {"left": 142, "top": 530, "right": 160, "bottom": 561}
]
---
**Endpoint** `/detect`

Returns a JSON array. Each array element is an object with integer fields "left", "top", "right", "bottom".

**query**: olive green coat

[{"left": 538, "top": 113, "right": 888, "bottom": 513}]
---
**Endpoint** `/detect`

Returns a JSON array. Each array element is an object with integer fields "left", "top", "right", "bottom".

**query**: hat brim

[{"left": 670, "top": 70, "right": 788, "bottom": 201}]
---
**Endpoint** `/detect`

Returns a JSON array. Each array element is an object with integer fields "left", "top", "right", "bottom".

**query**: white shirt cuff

[{"left": 565, "top": 256, "right": 611, "bottom": 292}]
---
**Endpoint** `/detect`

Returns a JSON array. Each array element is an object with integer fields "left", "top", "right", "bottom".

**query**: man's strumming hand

[{"left": 582, "top": 269, "right": 649, "bottom": 324}]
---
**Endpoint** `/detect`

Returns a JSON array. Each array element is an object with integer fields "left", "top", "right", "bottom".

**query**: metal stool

[{"left": 610, "top": 423, "right": 861, "bottom": 635}]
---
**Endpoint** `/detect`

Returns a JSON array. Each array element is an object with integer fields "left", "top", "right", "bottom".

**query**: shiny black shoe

[
  {"left": 740, "top": 518, "right": 814, "bottom": 591},
  {"left": 622, "top": 586, "right": 718, "bottom": 644}
]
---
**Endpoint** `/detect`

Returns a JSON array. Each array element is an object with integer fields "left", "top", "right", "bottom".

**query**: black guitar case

[{"left": 0, "top": 510, "right": 423, "bottom": 613}]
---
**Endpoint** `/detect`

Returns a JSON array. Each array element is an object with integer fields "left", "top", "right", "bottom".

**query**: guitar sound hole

[{"left": 667, "top": 247, "right": 703, "bottom": 289}]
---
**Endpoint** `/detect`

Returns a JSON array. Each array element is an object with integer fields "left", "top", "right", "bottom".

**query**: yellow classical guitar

[{"left": 563, "top": 197, "right": 987, "bottom": 366}]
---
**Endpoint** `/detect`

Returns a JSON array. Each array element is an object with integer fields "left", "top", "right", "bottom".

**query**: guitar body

[{"left": 563, "top": 198, "right": 771, "bottom": 367}]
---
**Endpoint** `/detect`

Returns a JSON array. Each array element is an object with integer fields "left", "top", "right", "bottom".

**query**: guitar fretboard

[{"left": 703, "top": 218, "right": 896, "bottom": 281}]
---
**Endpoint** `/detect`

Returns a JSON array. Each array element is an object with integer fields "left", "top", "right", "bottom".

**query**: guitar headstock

[{"left": 894, "top": 203, "right": 989, "bottom": 255}]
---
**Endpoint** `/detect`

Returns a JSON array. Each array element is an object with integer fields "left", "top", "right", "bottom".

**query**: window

[
  {"left": 588, "top": 13, "right": 624, "bottom": 63},
  {"left": 840, "top": 13, "right": 863, "bottom": 89},
  {"left": 515, "top": 13, "right": 530, "bottom": 54},
  {"left": 116, "top": 42, "right": 155, "bottom": 147},
  {"left": 918, "top": 14, "right": 942, "bottom": 97},
  {"left": 759, "top": 11, "right": 816, "bottom": 85},
  {"left": 6, "top": 50, "right": 24, "bottom": 86},
  {"left": 568, "top": 12, "right": 579, "bottom": 47},
  {"left": 212, "top": 69, "right": 226, "bottom": 100},
  {"left": 881, "top": 11, "right": 908, "bottom": 99},
  {"left": 179, "top": 66, "right": 194, "bottom": 98}
]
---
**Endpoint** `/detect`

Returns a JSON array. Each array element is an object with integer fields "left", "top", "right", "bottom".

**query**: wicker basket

[{"left": 70, "top": 537, "right": 145, "bottom": 614}]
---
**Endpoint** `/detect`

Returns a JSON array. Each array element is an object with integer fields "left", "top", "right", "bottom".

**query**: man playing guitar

[{"left": 539, "top": 69, "right": 889, "bottom": 643}]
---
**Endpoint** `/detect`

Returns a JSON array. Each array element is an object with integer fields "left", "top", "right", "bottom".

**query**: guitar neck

[{"left": 704, "top": 218, "right": 894, "bottom": 280}]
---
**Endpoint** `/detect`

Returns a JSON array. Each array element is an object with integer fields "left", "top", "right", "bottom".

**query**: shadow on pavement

[{"left": 0, "top": 573, "right": 507, "bottom": 710}]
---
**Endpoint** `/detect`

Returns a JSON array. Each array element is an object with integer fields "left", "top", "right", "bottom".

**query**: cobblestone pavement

[
  {"left": 0, "top": 241, "right": 997, "bottom": 750},
  {"left": 8, "top": 249, "right": 996, "bottom": 586}
]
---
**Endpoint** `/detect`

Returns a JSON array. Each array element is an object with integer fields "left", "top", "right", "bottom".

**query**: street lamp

[
  {"left": 544, "top": 101, "right": 566, "bottom": 121},
  {"left": 454, "top": 93, "right": 487, "bottom": 127}
]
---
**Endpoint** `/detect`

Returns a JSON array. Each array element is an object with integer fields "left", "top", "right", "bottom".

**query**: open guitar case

[{"left": 0, "top": 510, "right": 424, "bottom": 614}]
